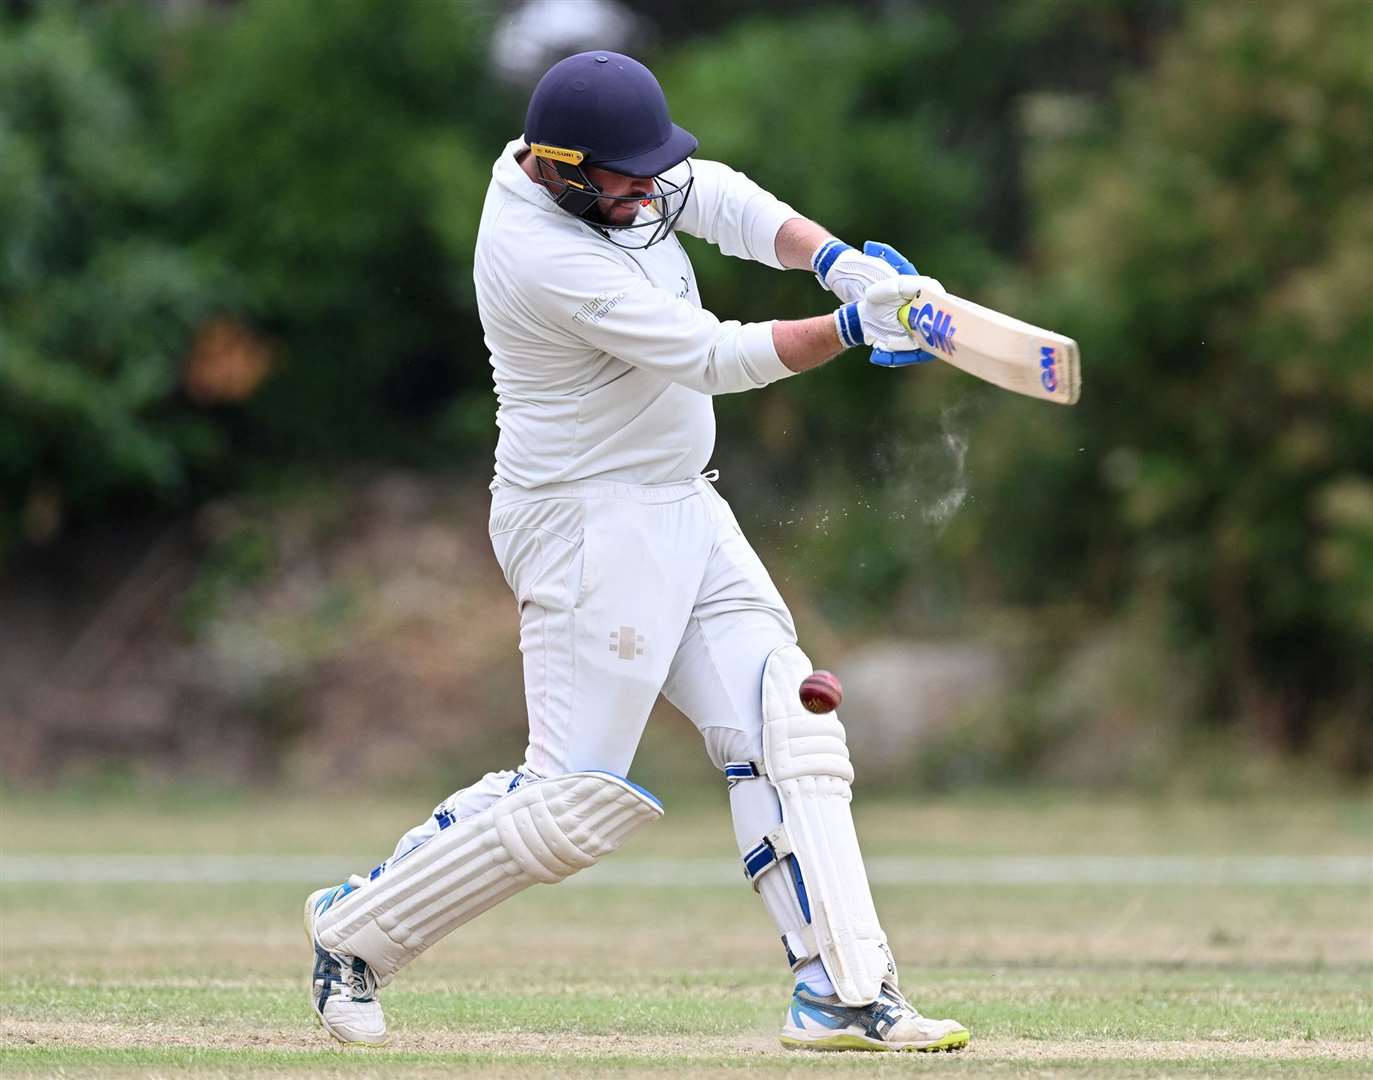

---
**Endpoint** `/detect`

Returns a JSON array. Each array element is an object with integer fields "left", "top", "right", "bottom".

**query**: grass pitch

[{"left": 2, "top": 788, "right": 1370, "bottom": 1077}]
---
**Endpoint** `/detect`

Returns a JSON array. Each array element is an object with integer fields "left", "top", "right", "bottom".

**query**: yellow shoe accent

[{"left": 780, "top": 1027, "right": 970, "bottom": 1053}]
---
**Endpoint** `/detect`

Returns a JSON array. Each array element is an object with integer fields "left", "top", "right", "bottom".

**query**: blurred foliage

[
  {"left": 978, "top": 0, "right": 1373, "bottom": 757},
  {"left": 0, "top": 3, "right": 227, "bottom": 552},
  {"left": 1, "top": 0, "right": 515, "bottom": 556},
  {"left": 0, "top": 0, "right": 1368, "bottom": 771},
  {"left": 655, "top": 2, "right": 1185, "bottom": 612},
  {"left": 166, "top": 0, "right": 512, "bottom": 463}
]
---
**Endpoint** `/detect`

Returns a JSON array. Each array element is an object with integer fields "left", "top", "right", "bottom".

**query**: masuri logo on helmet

[{"left": 529, "top": 144, "right": 585, "bottom": 166}]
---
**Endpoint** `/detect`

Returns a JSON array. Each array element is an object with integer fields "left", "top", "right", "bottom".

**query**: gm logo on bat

[
  {"left": 898, "top": 301, "right": 957, "bottom": 353},
  {"left": 1040, "top": 345, "right": 1058, "bottom": 392}
]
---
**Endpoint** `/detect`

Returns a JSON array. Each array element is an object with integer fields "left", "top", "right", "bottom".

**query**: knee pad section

[
  {"left": 760, "top": 646, "right": 853, "bottom": 787},
  {"left": 317, "top": 771, "right": 662, "bottom": 981}
]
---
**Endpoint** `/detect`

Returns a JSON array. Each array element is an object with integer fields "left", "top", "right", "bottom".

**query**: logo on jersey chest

[{"left": 573, "top": 292, "right": 627, "bottom": 326}]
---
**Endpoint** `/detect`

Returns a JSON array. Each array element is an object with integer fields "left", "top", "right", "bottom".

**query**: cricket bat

[{"left": 895, "top": 281, "right": 1081, "bottom": 405}]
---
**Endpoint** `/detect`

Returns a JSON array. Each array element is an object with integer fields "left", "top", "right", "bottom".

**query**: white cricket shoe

[
  {"left": 780, "top": 980, "right": 969, "bottom": 1052},
  {"left": 304, "top": 883, "right": 387, "bottom": 1046}
]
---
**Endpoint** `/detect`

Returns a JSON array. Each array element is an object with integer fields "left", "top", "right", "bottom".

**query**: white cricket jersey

[{"left": 474, "top": 137, "right": 800, "bottom": 489}]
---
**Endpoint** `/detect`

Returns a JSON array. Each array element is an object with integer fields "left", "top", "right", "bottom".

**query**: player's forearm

[
  {"left": 774, "top": 217, "right": 836, "bottom": 271},
  {"left": 771, "top": 217, "right": 897, "bottom": 372},
  {"left": 773, "top": 314, "right": 846, "bottom": 373}
]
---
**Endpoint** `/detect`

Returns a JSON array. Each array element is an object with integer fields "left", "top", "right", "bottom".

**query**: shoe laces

[
  {"left": 340, "top": 954, "right": 378, "bottom": 1002},
  {"left": 315, "top": 946, "right": 377, "bottom": 1003},
  {"left": 877, "top": 982, "right": 922, "bottom": 1021}
]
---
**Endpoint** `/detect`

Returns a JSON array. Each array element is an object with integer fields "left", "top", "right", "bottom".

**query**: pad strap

[
  {"left": 742, "top": 825, "right": 793, "bottom": 884},
  {"left": 723, "top": 760, "right": 761, "bottom": 786},
  {"left": 783, "top": 929, "right": 819, "bottom": 969}
]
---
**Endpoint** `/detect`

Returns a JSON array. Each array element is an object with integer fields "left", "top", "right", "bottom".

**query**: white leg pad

[
  {"left": 316, "top": 771, "right": 662, "bottom": 981},
  {"left": 762, "top": 644, "right": 896, "bottom": 1005}
]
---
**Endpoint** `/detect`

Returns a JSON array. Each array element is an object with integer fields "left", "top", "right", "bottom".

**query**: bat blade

[{"left": 897, "top": 287, "right": 1081, "bottom": 405}]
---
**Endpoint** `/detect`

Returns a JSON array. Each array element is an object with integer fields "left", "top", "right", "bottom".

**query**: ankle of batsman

[{"left": 306, "top": 46, "right": 1083, "bottom": 1053}]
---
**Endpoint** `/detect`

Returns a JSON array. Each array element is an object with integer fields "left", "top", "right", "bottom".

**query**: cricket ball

[{"left": 799, "top": 670, "right": 843, "bottom": 714}]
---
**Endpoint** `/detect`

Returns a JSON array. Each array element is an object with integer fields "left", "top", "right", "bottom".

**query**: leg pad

[
  {"left": 316, "top": 771, "right": 662, "bottom": 980},
  {"left": 762, "top": 645, "right": 895, "bottom": 1005}
]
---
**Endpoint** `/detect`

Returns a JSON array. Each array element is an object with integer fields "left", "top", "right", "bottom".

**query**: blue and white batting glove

[
  {"left": 857, "top": 241, "right": 938, "bottom": 367},
  {"left": 811, "top": 239, "right": 938, "bottom": 366},
  {"left": 812, "top": 238, "right": 903, "bottom": 303},
  {"left": 834, "top": 275, "right": 928, "bottom": 354}
]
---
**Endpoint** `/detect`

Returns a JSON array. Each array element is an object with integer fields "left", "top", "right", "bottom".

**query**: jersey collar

[{"left": 493, "top": 136, "right": 565, "bottom": 214}]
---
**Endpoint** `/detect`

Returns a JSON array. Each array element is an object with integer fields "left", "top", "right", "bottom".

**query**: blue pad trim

[
  {"left": 870, "top": 345, "right": 937, "bottom": 367},
  {"left": 862, "top": 239, "right": 916, "bottom": 275},
  {"left": 811, "top": 239, "right": 849, "bottom": 280},
  {"left": 789, "top": 855, "right": 812, "bottom": 923},
  {"left": 585, "top": 769, "right": 663, "bottom": 811}
]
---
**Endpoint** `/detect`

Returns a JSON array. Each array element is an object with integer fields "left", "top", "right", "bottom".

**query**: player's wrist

[{"left": 811, "top": 238, "right": 851, "bottom": 287}]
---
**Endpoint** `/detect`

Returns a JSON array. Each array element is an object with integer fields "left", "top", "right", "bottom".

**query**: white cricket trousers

[
  {"left": 491, "top": 473, "right": 798, "bottom": 776},
  {"left": 387, "top": 474, "right": 799, "bottom": 860}
]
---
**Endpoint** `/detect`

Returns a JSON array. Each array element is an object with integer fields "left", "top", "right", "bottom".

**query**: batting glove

[
  {"left": 813, "top": 238, "right": 905, "bottom": 303},
  {"left": 835, "top": 275, "right": 935, "bottom": 353},
  {"left": 856, "top": 242, "right": 939, "bottom": 367}
]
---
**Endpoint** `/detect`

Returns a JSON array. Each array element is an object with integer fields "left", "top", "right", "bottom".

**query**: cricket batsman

[{"left": 304, "top": 50, "right": 968, "bottom": 1054}]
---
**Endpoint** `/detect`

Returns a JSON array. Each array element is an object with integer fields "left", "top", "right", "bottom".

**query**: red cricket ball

[{"left": 799, "top": 670, "right": 844, "bottom": 713}]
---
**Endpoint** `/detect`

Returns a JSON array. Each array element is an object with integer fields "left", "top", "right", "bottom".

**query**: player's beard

[{"left": 591, "top": 197, "right": 646, "bottom": 229}]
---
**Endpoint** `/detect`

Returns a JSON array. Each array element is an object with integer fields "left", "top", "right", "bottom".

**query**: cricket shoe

[
  {"left": 304, "top": 882, "right": 387, "bottom": 1046},
  {"left": 780, "top": 981, "right": 969, "bottom": 1052}
]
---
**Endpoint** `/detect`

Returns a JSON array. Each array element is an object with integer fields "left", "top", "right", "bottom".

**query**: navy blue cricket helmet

[{"left": 525, "top": 51, "right": 697, "bottom": 248}]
